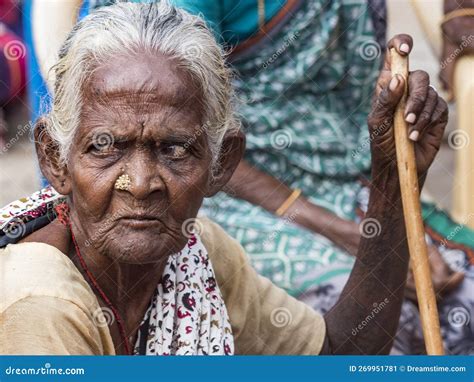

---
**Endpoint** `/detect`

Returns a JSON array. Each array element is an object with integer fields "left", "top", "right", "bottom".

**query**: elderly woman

[{"left": 0, "top": 3, "right": 449, "bottom": 355}]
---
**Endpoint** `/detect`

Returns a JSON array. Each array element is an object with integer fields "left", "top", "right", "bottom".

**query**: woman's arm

[
  {"left": 225, "top": 161, "right": 361, "bottom": 255},
  {"left": 322, "top": 170, "right": 410, "bottom": 354},
  {"left": 202, "top": 217, "right": 327, "bottom": 355},
  {"left": 321, "top": 34, "right": 449, "bottom": 354}
]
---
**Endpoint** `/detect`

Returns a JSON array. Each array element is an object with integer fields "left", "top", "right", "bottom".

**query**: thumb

[{"left": 383, "top": 34, "right": 413, "bottom": 71}]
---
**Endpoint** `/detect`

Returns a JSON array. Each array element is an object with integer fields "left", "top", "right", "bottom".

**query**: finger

[
  {"left": 374, "top": 70, "right": 391, "bottom": 97},
  {"left": 383, "top": 34, "right": 414, "bottom": 71},
  {"left": 368, "top": 74, "right": 405, "bottom": 128},
  {"left": 408, "top": 86, "right": 438, "bottom": 141},
  {"left": 423, "top": 96, "right": 449, "bottom": 145},
  {"left": 405, "top": 70, "right": 430, "bottom": 129},
  {"left": 430, "top": 96, "right": 449, "bottom": 125}
]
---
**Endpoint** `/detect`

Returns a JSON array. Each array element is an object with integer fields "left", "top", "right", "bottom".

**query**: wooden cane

[{"left": 390, "top": 48, "right": 444, "bottom": 355}]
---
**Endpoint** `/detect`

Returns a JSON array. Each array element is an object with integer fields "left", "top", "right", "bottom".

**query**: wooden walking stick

[{"left": 390, "top": 48, "right": 444, "bottom": 355}]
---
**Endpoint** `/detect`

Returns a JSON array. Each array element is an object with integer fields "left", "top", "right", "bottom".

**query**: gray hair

[{"left": 45, "top": 1, "right": 239, "bottom": 165}]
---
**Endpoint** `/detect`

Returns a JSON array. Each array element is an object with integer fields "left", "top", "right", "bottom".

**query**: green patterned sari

[
  {"left": 203, "top": 0, "right": 390, "bottom": 295},
  {"left": 195, "top": 0, "right": 473, "bottom": 298}
]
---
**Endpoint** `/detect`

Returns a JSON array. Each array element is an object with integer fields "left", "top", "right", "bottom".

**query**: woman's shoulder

[
  {"left": 0, "top": 240, "right": 96, "bottom": 315},
  {"left": 0, "top": 241, "right": 115, "bottom": 355},
  {"left": 0, "top": 186, "right": 64, "bottom": 248},
  {"left": 197, "top": 217, "right": 327, "bottom": 355},
  {"left": 199, "top": 217, "right": 248, "bottom": 268},
  {"left": 0, "top": 187, "right": 92, "bottom": 312},
  {"left": 198, "top": 217, "right": 250, "bottom": 297}
]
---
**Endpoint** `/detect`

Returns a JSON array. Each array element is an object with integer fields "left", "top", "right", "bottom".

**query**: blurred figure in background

[
  {"left": 439, "top": 0, "right": 474, "bottom": 100},
  {"left": 0, "top": 0, "right": 26, "bottom": 149}
]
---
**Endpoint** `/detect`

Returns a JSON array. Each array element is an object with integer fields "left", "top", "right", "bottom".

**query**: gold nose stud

[{"left": 114, "top": 174, "right": 132, "bottom": 191}]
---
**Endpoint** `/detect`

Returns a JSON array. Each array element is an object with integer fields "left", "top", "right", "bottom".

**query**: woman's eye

[
  {"left": 87, "top": 132, "right": 119, "bottom": 155},
  {"left": 88, "top": 142, "right": 117, "bottom": 155},
  {"left": 162, "top": 143, "right": 188, "bottom": 159}
]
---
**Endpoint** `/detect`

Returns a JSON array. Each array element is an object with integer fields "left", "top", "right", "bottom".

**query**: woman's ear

[
  {"left": 34, "top": 117, "right": 72, "bottom": 194},
  {"left": 206, "top": 130, "right": 245, "bottom": 197}
]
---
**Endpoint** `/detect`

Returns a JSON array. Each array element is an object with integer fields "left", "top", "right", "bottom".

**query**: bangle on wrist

[{"left": 275, "top": 188, "right": 302, "bottom": 216}]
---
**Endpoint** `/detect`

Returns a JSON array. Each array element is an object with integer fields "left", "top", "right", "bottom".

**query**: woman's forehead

[
  {"left": 84, "top": 52, "right": 199, "bottom": 108},
  {"left": 76, "top": 52, "right": 205, "bottom": 141}
]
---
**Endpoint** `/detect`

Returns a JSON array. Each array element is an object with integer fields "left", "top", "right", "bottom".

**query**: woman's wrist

[{"left": 275, "top": 188, "right": 302, "bottom": 216}]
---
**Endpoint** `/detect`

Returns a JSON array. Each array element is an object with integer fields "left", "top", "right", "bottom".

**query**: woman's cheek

[
  {"left": 171, "top": 177, "right": 207, "bottom": 219},
  {"left": 70, "top": 165, "right": 116, "bottom": 218}
]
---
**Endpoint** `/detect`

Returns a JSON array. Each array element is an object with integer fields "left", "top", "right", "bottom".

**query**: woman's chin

[{"left": 100, "top": 231, "right": 187, "bottom": 265}]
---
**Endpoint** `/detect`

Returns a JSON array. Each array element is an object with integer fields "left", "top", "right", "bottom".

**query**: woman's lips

[{"left": 118, "top": 215, "right": 162, "bottom": 229}]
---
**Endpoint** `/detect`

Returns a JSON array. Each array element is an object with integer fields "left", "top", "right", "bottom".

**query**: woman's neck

[
  {"left": 67, "top": 216, "right": 167, "bottom": 352},
  {"left": 20, "top": 216, "right": 167, "bottom": 354}
]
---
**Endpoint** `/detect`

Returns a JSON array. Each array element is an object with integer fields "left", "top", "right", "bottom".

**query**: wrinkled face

[{"left": 66, "top": 52, "right": 211, "bottom": 264}]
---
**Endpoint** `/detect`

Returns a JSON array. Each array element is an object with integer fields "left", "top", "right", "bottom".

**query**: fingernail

[
  {"left": 405, "top": 113, "right": 416, "bottom": 124},
  {"left": 389, "top": 75, "right": 399, "bottom": 91},
  {"left": 409, "top": 131, "right": 419, "bottom": 141},
  {"left": 400, "top": 43, "right": 410, "bottom": 53}
]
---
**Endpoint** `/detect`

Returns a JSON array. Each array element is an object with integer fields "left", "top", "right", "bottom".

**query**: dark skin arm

[
  {"left": 225, "top": 161, "right": 361, "bottom": 255},
  {"left": 322, "top": 168, "right": 409, "bottom": 354},
  {"left": 319, "top": 34, "right": 449, "bottom": 354}
]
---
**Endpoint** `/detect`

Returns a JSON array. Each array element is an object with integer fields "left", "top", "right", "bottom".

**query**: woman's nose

[{"left": 127, "top": 149, "right": 165, "bottom": 200}]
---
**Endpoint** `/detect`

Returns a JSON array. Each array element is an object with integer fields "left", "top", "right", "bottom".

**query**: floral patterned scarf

[
  {"left": 134, "top": 233, "right": 234, "bottom": 355},
  {"left": 0, "top": 186, "right": 234, "bottom": 355}
]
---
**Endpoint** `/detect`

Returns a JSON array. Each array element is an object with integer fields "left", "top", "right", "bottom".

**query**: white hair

[{"left": 45, "top": 1, "right": 239, "bottom": 165}]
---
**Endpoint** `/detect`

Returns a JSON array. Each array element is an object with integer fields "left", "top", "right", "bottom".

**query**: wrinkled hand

[{"left": 368, "top": 34, "right": 449, "bottom": 177}]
